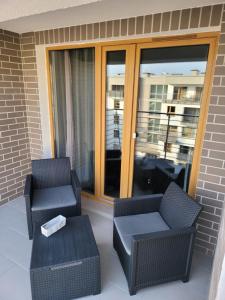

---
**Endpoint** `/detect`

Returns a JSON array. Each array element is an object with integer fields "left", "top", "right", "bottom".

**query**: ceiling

[{"left": 0, "top": 0, "right": 223, "bottom": 34}]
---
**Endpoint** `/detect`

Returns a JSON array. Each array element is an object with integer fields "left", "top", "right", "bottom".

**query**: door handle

[{"left": 133, "top": 132, "right": 138, "bottom": 139}]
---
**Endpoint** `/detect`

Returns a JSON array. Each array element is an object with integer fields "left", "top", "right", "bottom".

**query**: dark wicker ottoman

[{"left": 30, "top": 215, "right": 101, "bottom": 300}]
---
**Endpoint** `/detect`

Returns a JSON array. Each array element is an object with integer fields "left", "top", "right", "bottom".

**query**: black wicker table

[{"left": 30, "top": 215, "right": 101, "bottom": 300}]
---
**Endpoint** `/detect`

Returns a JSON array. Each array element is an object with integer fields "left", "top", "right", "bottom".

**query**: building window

[
  {"left": 114, "top": 99, "right": 120, "bottom": 109},
  {"left": 148, "top": 134, "right": 158, "bottom": 144},
  {"left": 111, "top": 85, "right": 124, "bottom": 97},
  {"left": 182, "top": 127, "right": 196, "bottom": 138},
  {"left": 165, "top": 143, "right": 172, "bottom": 153},
  {"left": 183, "top": 107, "right": 200, "bottom": 122},
  {"left": 195, "top": 87, "right": 203, "bottom": 101},
  {"left": 149, "top": 101, "right": 161, "bottom": 112},
  {"left": 179, "top": 145, "right": 190, "bottom": 154},
  {"left": 150, "top": 85, "right": 168, "bottom": 100},
  {"left": 170, "top": 126, "right": 177, "bottom": 133},
  {"left": 173, "top": 86, "right": 187, "bottom": 100},
  {"left": 148, "top": 119, "right": 160, "bottom": 132},
  {"left": 167, "top": 106, "right": 176, "bottom": 114},
  {"left": 114, "top": 114, "right": 119, "bottom": 125},
  {"left": 114, "top": 129, "right": 119, "bottom": 138}
]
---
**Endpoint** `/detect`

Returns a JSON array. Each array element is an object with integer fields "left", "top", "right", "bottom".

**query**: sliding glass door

[
  {"left": 50, "top": 48, "right": 95, "bottom": 194},
  {"left": 47, "top": 35, "right": 216, "bottom": 200},
  {"left": 129, "top": 43, "right": 210, "bottom": 196},
  {"left": 101, "top": 45, "right": 135, "bottom": 198}
]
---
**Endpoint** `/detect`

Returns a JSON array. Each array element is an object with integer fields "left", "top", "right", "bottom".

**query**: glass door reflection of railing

[
  {"left": 105, "top": 107, "right": 198, "bottom": 165},
  {"left": 135, "top": 110, "right": 198, "bottom": 164}
]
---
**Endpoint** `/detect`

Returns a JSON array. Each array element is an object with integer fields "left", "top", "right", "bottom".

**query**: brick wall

[
  {"left": 20, "top": 33, "right": 42, "bottom": 159},
  {"left": 1, "top": 3, "right": 225, "bottom": 255},
  {"left": 196, "top": 10, "right": 225, "bottom": 255},
  {"left": 0, "top": 30, "right": 31, "bottom": 203}
]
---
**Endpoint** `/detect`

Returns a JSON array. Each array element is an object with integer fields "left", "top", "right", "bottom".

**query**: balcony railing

[
  {"left": 136, "top": 110, "right": 198, "bottom": 163},
  {"left": 109, "top": 91, "right": 124, "bottom": 98},
  {"left": 164, "top": 96, "right": 201, "bottom": 104},
  {"left": 149, "top": 96, "right": 201, "bottom": 104},
  {"left": 105, "top": 108, "right": 198, "bottom": 163}
]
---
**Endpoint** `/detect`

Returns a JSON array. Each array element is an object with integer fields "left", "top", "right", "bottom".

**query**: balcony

[
  {"left": 164, "top": 96, "right": 201, "bottom": 104},
  {"left": 0, "top": 196, "right": 212, "bottom": 300}
]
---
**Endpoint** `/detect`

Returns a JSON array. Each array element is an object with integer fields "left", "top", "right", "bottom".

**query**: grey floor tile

[
  {"left": 0, "top": 227, "right": 32, "bottom": 270},
  {"left": 82, "top": 282, "right": 141, "bottom": 300},
  {"left": 0, "top": 197, "right": 212, "bottom": 300},
  {"left": 0, "top": 255, "right": 14, "bottom": 277},
  {"left": 0, "top": 265, "right": 31, "bottom": 300},
  {"left": 6, "top": 197, "right": 26, "bottom": 215}
]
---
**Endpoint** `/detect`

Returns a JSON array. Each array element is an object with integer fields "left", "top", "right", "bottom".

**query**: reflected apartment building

[{"left": 106, "top": 70, "right": 204, "bottom": 166}]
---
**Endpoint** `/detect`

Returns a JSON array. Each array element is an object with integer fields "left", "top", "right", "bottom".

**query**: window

[
  {"left": 111, "top": 84, "right": 124, "bottom": 97},
  {"left": 173, "top": 86, "right": 187, "bottom": 100},
  {"left": 165, "top": 143, "right": 172, "bottom": 153},
  {"left": 182, "top": 127, "right": 196, "bottom": 138},
  {"left": 147, "top": 133, "right": 158, "bottom": 144},
  {"left": 180, "top": 145, "right": 190, "bottom": 154},
  {"left": 167, "top": 106, "right": 175, "bottom": 114},
  {"left": 150, "top": 85, "right": 168, "bottom": 100},
  {"left": 195, "top": 87, "right": 203, "bottom": 101},
  {"left": 183, "top": 107, "right": 200, "bottom": 122},
  {"left": 169, "top": 126, "right": 177, "bottom": 138},
  {"left": 149, "top": 101, "right": 161, "bottom": 112},
  {"left": 114, "top": 99, "right": 120, "bottom": 109},
  {"left": 170, "top": 126, "right": 177, "bottom": 133},
  {"left": 114, "top": 129, "right": 119, "bottom": 138},
  {"left": 148, "top": 119, "right": 160, "bottom": 132},
  {"left": 114, "top": 114, "right": 119, "bottom": 124}
]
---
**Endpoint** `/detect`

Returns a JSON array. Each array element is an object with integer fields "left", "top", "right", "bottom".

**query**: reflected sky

[{"left": 108, "top": 61, "right": 207, "bottom": 76}]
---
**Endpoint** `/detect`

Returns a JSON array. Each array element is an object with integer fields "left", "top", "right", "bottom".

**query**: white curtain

[
  {"left": 51, "top": 51, "right": 67, "bottom": 157},
  {"left": 70, "top": 48, "right": 95, "bottom": 191},
  {"left": 50, "top": 48, "right": 95, "bottom": 193},
  {"left": 64, "top": 50, "right": 75, "bottom": 168},
  {"left": 208, "top": 202, "right": 225, "bottom": 300}
]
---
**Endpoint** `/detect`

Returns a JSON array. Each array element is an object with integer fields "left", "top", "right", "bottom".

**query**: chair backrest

[
  {"left": 159, "top": 182, "right": 202, "bottom": 229},
  {"left": 32, "top": 158, "right": 71, "bottom": 189}
]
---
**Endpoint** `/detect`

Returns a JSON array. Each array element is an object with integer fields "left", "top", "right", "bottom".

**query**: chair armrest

[
  {"left": 132, "top": 226, "right": 196, "bottom": 242},
  {"left": 129, "top": 227, "right": 196, "bottom": 286},
  {"left": 71, "top": 170, "right": 81, "bottom": 205},
  {"left": 24, "top": 174, "right": 33, "bottom": 239},
  {"left": 24, "top": 174, "right": 32, "bottom": 198},
  {"left": 114, "top": 194, "right": 163, "bottom": 217}
]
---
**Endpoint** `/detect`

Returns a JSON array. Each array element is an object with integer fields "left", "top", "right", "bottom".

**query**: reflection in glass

[
  {"left": 132, "top": 45, "right": 209, "bottom": 196},
  {"left": 104, "top": 51, "right": 126, "bottom": 197}
]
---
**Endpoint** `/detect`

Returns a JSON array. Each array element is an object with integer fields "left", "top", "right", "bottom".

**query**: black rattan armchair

[
  {"left": 24, "top": 158, "right": 81, "bottom": 239},
  {"left": 113, "top": 182, "right": 202, "bottom": 295}
]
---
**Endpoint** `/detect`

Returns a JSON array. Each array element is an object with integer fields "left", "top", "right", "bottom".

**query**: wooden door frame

[
  {"left": 100, "top": 44, "right": 136, "bottom": 200},
  {"left": 127, "top": 35, "right": 219, "bottom": 197},
  {"left": 45, "top": 31, "right": 219, "bottom": 203}
]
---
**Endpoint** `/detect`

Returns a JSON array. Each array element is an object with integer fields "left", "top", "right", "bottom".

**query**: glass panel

[
  {"left": 132, "top": 45, "right": 209, "bottom": 196},
  {"left": 50, "top": 48, "right": 95, "bottom": 194},
  {"left": 104, "top": 50, "right": 126, "bottom": 197}
]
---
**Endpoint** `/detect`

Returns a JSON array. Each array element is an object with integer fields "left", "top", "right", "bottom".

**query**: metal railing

[
  {"left": 105, "top": 108, "right": 198, "bottom": 163},
  {"left": 136, "top": 110, "right": 198, "bottom": 162}
]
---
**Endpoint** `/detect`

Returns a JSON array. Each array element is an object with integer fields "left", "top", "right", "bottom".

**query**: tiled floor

[{"left": 0, "top": 197, "right": 212, "bottom": 300}]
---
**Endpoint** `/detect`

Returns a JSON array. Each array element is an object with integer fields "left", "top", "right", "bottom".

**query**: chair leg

[
  {"left": 129, "top": 287, "right": 137, "bottom": 296},
  {"left": 28, "top": 231, "right": 33, "bottom": 240},
  {"left": 182, "top": 275, "right": 190, "bottom": 283},
  {"left": 26, "top": 214, "right": 33, "bottom": 239}
]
